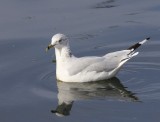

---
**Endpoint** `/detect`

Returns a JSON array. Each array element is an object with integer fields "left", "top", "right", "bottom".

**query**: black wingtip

[
  {"left": 51, "top": 110, "right": 57, "bottom": 113},
  {"left": 146, "top": 37, "right": 150, "bottom": 40}
]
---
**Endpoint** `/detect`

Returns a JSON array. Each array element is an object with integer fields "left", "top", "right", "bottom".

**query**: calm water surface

[{"left": 0, "top": 0, "right": 160, "bottom": 122}]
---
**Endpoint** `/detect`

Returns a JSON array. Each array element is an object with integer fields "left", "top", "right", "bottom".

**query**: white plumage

[{"left": 46, "top": 33, "right": 149, "bottom": 82}]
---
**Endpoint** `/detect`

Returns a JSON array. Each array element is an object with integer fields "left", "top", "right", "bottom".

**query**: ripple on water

[
  {"left": 126, "top": 62, "right": 160, "bottom": 71},
  {"left": 93, "top": 0, "right": 117, "bottom": 9},
  {"left": 39, "top": 71, "right": 55, "bottom": 81},
  {"left": 121, "top": 61, "right": 160, "bottom": 101},
  {"left": 31, "top": 87, "right": 57, "bottom": 100},
  {"left": 31, "top": 70, "right": 57, "bottom": 99}
]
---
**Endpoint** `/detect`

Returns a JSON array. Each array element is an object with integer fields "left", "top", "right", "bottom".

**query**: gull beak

[{"left": 46, "top": 44, "right": 54, "bottom": 52}]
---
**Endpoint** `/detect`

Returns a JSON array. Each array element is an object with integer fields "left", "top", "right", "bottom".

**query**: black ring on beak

[{"left": 46, "top": 44, "right": 54, "bottom": 52}]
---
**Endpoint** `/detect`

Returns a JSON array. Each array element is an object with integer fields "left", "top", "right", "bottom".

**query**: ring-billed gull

[{"left": 46, "top": 33, "right": 149, "bottom": 82}]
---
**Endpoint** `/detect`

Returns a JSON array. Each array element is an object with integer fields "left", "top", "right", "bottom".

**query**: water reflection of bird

[{"left": 51, "top": 77, "right": 139, "bottom": 117}]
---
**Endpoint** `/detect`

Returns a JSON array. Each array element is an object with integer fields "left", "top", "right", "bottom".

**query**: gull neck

[{"left": 55, "top": 45, "right": 72, "bottom": 61}]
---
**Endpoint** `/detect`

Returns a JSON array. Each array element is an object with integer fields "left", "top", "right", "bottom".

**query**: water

[{"left": 0, "top": 0, "right": 160, "bottom": 122}]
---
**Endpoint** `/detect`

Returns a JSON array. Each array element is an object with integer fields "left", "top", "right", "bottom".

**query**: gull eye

[{"left": 59, "top": 39, "right": 62, "bottom": 42}]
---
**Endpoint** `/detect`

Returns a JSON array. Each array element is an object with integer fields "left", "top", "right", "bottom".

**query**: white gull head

[
  {"left": 48, "top": 33, "right": 69, "bottom": 50},
  {"left": 46, "top": 33, "right": 72, "bottom": 60}
]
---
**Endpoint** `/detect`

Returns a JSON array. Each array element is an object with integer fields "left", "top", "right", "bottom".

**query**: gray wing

[
  {"left": 67, "top": 56, "right": 105, "bottom": 75},
  {"left": 67, "top": 50, "right": 134, "bottom": 75}
]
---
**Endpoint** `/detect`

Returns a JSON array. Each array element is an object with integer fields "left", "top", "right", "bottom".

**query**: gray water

[{"left": 0, "top": 0, "right": 160, "bottom": 122}]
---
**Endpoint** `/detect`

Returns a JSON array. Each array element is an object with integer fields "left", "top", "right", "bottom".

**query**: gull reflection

[{"left": 51, "top": 77, "right": 138, "bottom": 117}]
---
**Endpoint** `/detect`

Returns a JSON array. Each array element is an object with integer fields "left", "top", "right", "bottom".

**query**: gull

[{"left": 46, "top": 33, "right": 149, "bottom": 82}]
